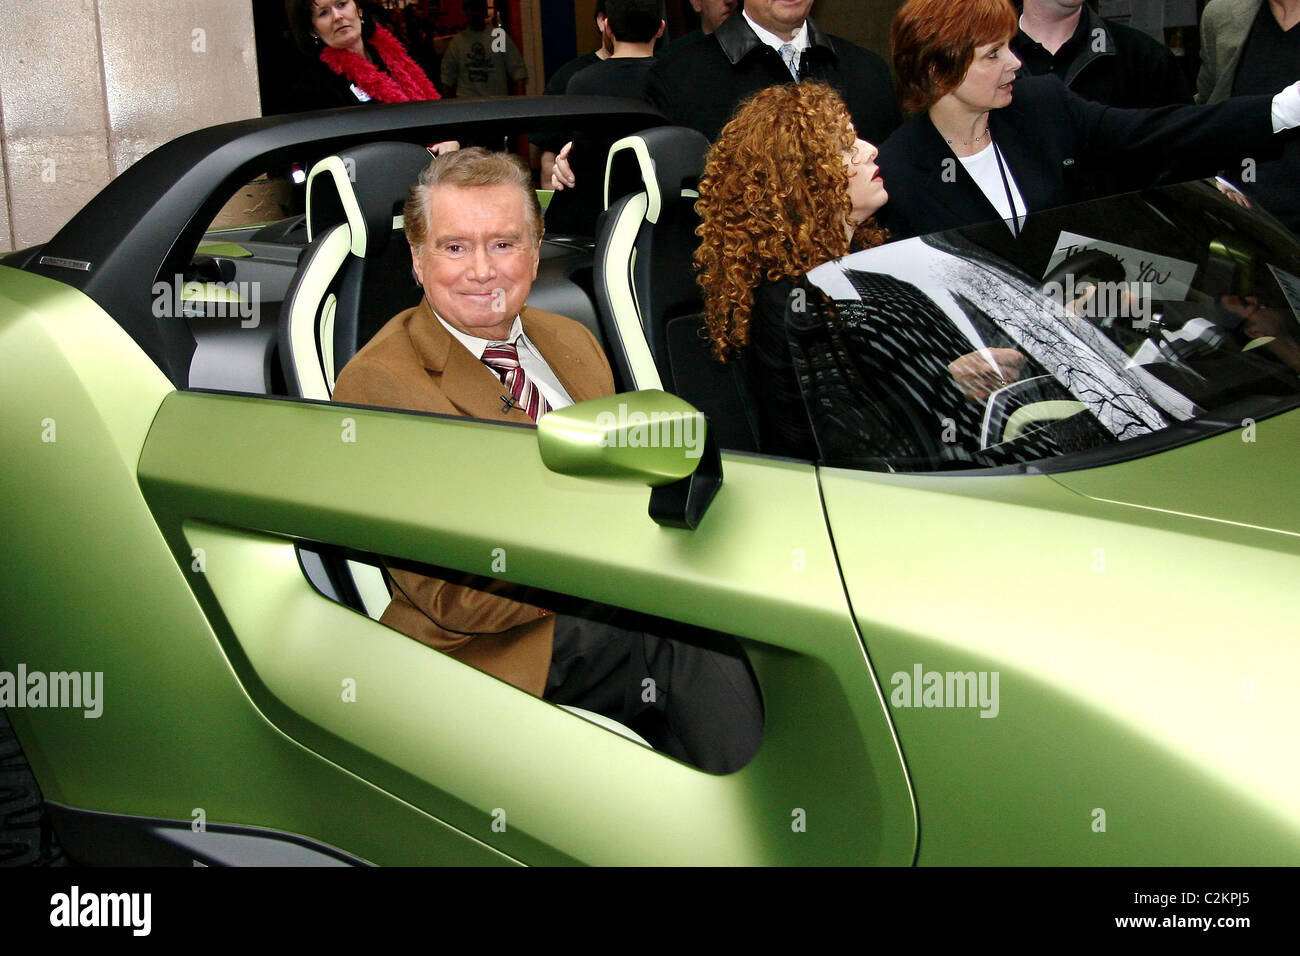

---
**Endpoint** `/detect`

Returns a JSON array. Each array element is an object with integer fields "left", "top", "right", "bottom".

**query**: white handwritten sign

[
  {"left": 1267, "top": 264, "right": 1300, "bottom": 323},
  {"left": 1044, "top": 231, "right": 1198, "bottom": 301}
]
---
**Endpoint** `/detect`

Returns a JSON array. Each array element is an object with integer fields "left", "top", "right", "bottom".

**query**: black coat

[
  {"left": 292, "top": 54, "right": 376, "bottom": 111},
  {"left": 1011, "top": 3, "right": 1193, "bottom": 110},
  {"left": 876, "top": 76, "right": 1274, "bottom": 239},
  {"left": 645, "top": 13, "right": 902, "bottom": 145}
]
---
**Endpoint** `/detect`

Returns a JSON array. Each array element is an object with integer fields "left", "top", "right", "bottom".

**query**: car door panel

[{"left": 137, "top": 390, "right": 917, "bottom": 864}]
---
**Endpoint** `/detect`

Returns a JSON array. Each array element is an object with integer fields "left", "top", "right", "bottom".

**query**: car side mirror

[{"left": 537, "top": 390, "right": 722, "bottom": 529}]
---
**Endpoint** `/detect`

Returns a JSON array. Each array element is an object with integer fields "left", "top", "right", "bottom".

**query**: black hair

[{"left": 605, "top": 0, "right": 664, "bottom": 43}]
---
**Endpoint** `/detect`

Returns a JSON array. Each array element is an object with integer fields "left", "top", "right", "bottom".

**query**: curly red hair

[{"left": 694, "top": 83, "right": 887, "bottom": 362}]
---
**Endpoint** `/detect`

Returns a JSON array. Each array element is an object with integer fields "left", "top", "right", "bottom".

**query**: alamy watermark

[
  {"left": 50, "top": 886, "right": 150, "bottom": 935},
  {"left": 152, "top": 274, "right": 261, "bottom": 327},
  {"left": 594, "top": 404, "right": 703, "bottom": 459},
  {"left": 890, "top": 664, "right": 999, "bottom": 718},
  {"left": 0, "top": 664, "right": 103, "bottom": 718}
]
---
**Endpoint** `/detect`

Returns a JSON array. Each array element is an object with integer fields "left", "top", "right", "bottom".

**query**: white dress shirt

[
  {"left": 743, "top": 10, "right": 810, "bottom": 66},
  {"left": 959, "top": 140, "right": 1028, "bottom": 234},
  {"left": 433, "top": 311, "right": 575, "bottom": 411},
  {"left": 1273, "top": 81, "right": 1300, "bottom": 132}
]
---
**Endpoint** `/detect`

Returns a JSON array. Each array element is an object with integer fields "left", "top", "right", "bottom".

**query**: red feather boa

[{"left": 319, "top": 25, "right": 440, "bottom": 103}]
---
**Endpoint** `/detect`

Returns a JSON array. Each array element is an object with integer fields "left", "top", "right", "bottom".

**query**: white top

[
  {"left": 1273, "top": 80, "right": 1300, "bottom": 131},
  {"left": 433, "top": 311, "right": 575, "bottom": 411},
  {"left": 743, "top": 10, "right": 810, "bottom": 58},
  {"left": 959, "top": 140, "right": 1028, "bottom": 234}
]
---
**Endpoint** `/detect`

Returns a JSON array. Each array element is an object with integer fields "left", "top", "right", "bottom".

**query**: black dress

[{"left": 743, "top": 276, "right": 820, "bottom": 460}]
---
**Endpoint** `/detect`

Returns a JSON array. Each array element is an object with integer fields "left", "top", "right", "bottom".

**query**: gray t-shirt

[{"left": 441, "top": 27, "right": 528, "bottom": 98}]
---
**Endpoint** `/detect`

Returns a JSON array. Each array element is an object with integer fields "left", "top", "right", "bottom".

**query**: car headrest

[
  {"left": 604, "top": 126, "right": 710, "bottom": 225},
  {"left": 306, "top": 141, "right": 434, "bottom": 259}
]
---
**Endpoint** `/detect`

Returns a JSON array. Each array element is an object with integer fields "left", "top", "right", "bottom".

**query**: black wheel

[{"left": 0, "top": 708, "right": 67, "bottom": 866}]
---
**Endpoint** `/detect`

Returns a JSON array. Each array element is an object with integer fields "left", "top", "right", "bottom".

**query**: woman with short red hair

[{"left": 877, "top": 0, "right": 1300, "bottom": 239}]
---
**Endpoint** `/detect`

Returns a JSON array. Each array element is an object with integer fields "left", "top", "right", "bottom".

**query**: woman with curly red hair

[{"left": 694, "top": 82, "right": 888, "bottom": 459}]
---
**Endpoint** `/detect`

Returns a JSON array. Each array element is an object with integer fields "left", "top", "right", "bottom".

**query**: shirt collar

[
  {"left": 433, "top": 310, "right": 525, "bottom": 359},
  {"left": 742, "top": 10, "right": 809, "bottom": 54}
]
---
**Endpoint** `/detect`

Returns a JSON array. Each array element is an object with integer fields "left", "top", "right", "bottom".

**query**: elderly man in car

[{"left": 332, "top": 148, "right": 762, "bottom": 773}]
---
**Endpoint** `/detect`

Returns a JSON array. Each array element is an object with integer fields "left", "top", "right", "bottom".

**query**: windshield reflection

[{"left": 792, "top": 181, "right": 1300, "bottom": 473}]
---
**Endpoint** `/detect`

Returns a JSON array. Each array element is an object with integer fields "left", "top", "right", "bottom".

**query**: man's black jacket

[
  {"left": 646, "top": 13, "right": 902, "bottom": 145},
  {"left": 1011, "top": 2, "right": 1193, "bottom": 109}
]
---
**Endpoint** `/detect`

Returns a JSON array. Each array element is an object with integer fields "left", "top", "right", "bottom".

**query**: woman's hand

[
  {"left": 948, "top": 348, "right": 1026, "bottom": 403},
  {"left": 550, "top": 141, "right": 576, "bottom": 191},
  {"left": 428, "top": 140, "right": 461, "bottom": 156}
]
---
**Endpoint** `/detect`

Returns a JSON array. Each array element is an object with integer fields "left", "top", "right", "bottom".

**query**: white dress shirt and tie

[
  {"left": 742, "top": 9, "right": 809, "bottom": 80},
  {"left": 434, "top": 311, "right": 572, "bottom": 420}
]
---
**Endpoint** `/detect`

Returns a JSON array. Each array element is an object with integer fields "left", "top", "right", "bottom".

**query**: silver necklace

[{"left": 945, "top": 129, "right": 991, "bottom": 147}]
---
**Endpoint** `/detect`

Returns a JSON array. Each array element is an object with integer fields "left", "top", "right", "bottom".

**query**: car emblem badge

[{"left": 38, "top": 255, "right": 92, "bottom": 272}]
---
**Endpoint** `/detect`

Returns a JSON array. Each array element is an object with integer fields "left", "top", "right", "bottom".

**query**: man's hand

[
  {"left": 948, "top": 348, "right": 1027, "bottom": 404},
  {"left": 428, "top": 140, "right": 461, "bottom": 156},
  {"left": 550, "top": 141, "right": 576, "bottom": 191}
]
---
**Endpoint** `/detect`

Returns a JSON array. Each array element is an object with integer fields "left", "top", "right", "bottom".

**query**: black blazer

[
  {"left": 876, "top": 76, "right": 1275, "bottom": 239},
  {"left": 646, "top": 14, "right": 902, "bottom": 145}
]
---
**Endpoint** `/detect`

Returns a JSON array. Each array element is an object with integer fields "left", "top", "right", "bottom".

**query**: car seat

[
  {"left": 280, "top": 141, "right": 433, "bottom": 400},
  {"left": 592, "top": 126, "right": 761, "bottom": 451},
  {"left": 278, "top": 143, "right": 650, "bottom": 748}
]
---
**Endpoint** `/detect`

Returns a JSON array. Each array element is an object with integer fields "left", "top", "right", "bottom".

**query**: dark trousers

[{"left": 543, "top": 614, "right": 763, "bottom": 774}]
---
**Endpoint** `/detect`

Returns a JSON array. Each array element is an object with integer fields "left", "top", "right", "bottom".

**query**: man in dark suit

[
  {"left": 333, "top": 149, "right": 762, "bottom": 772},
  {"left": 644, "top": 0, "right": 902, "bottom": 144},
  {"left": 1012, "top": 0, "right": 1192, "bottom": 109}
]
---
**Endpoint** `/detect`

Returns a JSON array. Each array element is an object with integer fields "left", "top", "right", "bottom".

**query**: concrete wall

[{"left": 0, "top": 0, "right": 261, "bottom": 251}]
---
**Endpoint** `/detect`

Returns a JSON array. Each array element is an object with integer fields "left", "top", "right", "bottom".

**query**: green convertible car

[{"left": 1, "top": 98, "right": 1298, "bottom": 866}]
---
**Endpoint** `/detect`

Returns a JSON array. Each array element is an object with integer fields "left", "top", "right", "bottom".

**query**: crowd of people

[{"left": 288, "top": 0, "right": 1300, "bottom": 769}]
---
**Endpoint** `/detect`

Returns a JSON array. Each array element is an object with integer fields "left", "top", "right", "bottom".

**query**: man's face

[
  {"left": 743, "top": 0, "right": 813, "bottom": 41},
  {"left": 690, "top": 0, "right": 737, "bottom": 34},
  {"left": 412, "top": 183, "right": 540, "bottom": 342}
]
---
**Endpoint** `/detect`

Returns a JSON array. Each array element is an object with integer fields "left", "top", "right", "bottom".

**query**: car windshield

[{"left": 791, "top": 180, "right": 1300, "bottom": 474}]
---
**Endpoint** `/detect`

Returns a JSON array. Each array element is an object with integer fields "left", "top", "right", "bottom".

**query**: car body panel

[
  {"left": 1050, "top": 411, "right": 1300, "bottom": 538},
  {"left": 819, "top": 424, "right": 1300, "bottom": 863},
  {"left": 0, "top": 269, "right": 510, "bottom": 865}
]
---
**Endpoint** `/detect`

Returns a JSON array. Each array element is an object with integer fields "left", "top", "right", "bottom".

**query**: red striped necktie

[{"left": 480, "top": 340, "right": 551, "bottom": 422}]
